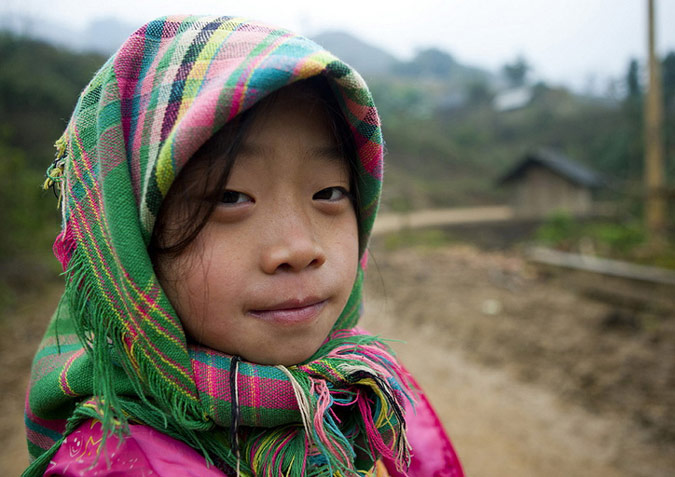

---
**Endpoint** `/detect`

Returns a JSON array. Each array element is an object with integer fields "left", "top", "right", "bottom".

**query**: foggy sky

[{"left": 3, "top": 0, "right": 674, "bottom": 91}]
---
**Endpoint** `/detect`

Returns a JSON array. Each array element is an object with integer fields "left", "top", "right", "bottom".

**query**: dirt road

[
  {"left": 372, "top": 206, "right": 515, "bottom": 235},
  {"left": 2, "top": 244, "right": 673, "bottom": 476},
  {"left": 362, "top": 244, "right": 674, "bottom": 477},
  {"left": 363, "top": 299, "right": 627, "bottom": 477}
]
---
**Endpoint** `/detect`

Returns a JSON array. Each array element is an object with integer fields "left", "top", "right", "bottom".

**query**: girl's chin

[
  {"left": 238, "top": 341, "right": 323, "bottom": 366},
  {"left": 189, "top": 322, "right": 333, "bottom": 365}
]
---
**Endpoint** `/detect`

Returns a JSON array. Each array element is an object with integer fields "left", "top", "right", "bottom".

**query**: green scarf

[{"left": 25, "top": 15, "right": 410, "bottom": 476}]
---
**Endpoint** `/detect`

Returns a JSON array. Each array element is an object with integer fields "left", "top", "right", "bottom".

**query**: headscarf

[{"left": 24, "top": 15, "right": 412, "bottom": 477}]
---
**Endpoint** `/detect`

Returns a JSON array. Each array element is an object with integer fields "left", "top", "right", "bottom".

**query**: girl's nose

[{"left": 259, "top": 215, "right": 327, "bottom": 274}]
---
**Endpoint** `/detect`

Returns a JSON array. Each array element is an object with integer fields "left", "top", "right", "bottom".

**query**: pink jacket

[{"left": 46, "top": 388, "right": 463, "bottom": 476}]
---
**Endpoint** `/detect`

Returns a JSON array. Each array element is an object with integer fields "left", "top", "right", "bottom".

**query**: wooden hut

[{"left": 499, "top": 149, "right": 603, "bottom": 218}]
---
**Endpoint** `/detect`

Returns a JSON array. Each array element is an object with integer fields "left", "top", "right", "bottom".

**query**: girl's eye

[
  {"left": 220, "top": 190, "right": 252, "bottom": 205},
  {"left": 313, "top": 187, "right": 350, "bottom": 202}
]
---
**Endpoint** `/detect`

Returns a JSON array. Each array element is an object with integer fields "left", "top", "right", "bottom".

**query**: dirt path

[
  {"left": 373, "top": 206, "right": 515, "bottom": 235},
  {"left": 362, "top": 297, "right": 626, "bottom": 477},
  {"left": 2, "top": 245, "right": 673, "bottom": 476},
  {"left": 0, "top": 283, "right": 63, "bottom": 477},
  {"left": 361, "top": 244, "right": 674, "bottom": 477}
]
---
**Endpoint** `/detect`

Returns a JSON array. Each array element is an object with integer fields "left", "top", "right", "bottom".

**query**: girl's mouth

[{"left": 247, "top": 298, "right": 327, "bottom": 325}]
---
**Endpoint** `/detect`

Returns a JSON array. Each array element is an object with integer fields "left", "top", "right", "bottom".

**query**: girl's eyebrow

[{"left": 309, "top": 145, "right": 345, "bottom": 162}]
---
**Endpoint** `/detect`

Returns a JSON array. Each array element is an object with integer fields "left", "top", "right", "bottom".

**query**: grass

[
  {"left": 381, "top": 227, "right": 456, "bottom": 251},
  {"left": 535, "top": 211, "right": 675, "bottom": 270}
]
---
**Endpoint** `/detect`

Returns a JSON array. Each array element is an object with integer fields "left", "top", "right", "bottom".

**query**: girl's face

[{"left": 155, "top": 86, "right": 359, "bottom": 366}]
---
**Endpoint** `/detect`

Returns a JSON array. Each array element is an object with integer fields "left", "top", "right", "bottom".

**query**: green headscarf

[{"left": 25, "top": 15, "right": 410, "bottom": 476}]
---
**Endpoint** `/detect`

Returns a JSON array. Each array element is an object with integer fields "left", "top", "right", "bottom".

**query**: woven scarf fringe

[
  {"left": 42, "top": 241, "right": 220, "bottom": 465},
  {"left": 237, "top": 334, "right": 413, "bottom": 476}
]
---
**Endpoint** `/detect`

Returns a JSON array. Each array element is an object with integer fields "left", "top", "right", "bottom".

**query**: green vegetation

[
  {"left": 366, "top": 46, "right": 675, "bottom": 213},
  {"left": 535, "top": 212, "right": 675, "bottom": 269},
  {"left": 0, "top": 33, "right": 104, "bottom": 166},
  {"left": 0, "top": 33, "right": 106, "bottom": 311},
  {"left": 382, "top": 228, "right": 455, "bottom": 251},
  {"left": 535, "top": 212, "right": 644, "bottom": 253},
  {"left": 374, "top": 79, "right": 674, "bottom": 211}
]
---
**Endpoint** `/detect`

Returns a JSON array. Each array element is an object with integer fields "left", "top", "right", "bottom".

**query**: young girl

[{"left": 24, "top": 15, "right": 463, "bottom": 476}]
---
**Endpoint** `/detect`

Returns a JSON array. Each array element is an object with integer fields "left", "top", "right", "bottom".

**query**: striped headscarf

[{"left": 24, "top": 15, "right": 411, "bottom": 476}]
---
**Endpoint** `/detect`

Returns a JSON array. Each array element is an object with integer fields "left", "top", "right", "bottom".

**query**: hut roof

[{"left": 499, "top": 149, "right": 603, "bottom": 188}]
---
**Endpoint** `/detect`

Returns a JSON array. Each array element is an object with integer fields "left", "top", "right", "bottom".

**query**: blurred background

[{"left": 1, "top": 1, "right": 673, "bottom": 476}]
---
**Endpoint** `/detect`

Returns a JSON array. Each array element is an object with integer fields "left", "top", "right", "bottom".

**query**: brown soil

[
  {"left": 0, "top": 282, "right": 63, "bottom": 477},
  {"left": 2, "top": 244, "right": 673, "bottom": 476},
  {"left": 361, "top": 243, "right": 675, "bottom": 477}
]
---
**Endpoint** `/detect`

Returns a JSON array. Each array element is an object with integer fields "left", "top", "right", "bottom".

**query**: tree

[
  {"left": 662, "top": 52, "right": 675, "bottom": 181},
  {"left": 466, "top": 80, "right": 493, "bottom": 106},
  {"left": 619, "top": 58, "right": 644, "bottom": 180},
  {"left": 663, "top": 52, "right": 675, "bottom": 107},
  {"left": 392, "top": 48, "right": 456, "bottom": 78},
  {"left": 501, "top": 56, "right": 530, "bottom": 88},
  {"left": 626, "top": 59, "right": 642, "bottom": 101}
]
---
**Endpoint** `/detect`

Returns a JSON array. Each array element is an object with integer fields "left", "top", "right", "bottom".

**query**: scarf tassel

[{"left": 240, "top": 343, "right": 412, "bottom": 476}]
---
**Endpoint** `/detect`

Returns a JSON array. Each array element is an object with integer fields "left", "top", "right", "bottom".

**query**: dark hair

[{"left": 148, "top": 75, "right": 361, "bottom": 266}]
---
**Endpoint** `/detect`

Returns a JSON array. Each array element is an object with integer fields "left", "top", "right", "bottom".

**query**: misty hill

[
  {"left": 1, "top": 15, "right": 135, "bottom": 54},
  {"left": 312, "top": 31, "right": 398, "bottom": 76},
  {"left": 392, "top": 48, "right": 494, "bottom": 85},
  {"left": 313, "top": 31, "right": 493, "bottom": 86},
  {"left": 2, "top": 15, "right": 493, "bottom": 88}
]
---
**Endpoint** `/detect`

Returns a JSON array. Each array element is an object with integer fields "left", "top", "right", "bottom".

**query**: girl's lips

[{"left": 247, "top": 299, "right": 327, "bottom": 326}]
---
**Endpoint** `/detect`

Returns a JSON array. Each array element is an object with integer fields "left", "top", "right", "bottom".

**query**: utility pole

[{"left": 645, "top": 0, "right": 666, "bottom": 244}]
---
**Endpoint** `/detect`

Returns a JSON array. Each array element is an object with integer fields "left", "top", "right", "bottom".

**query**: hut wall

[{"left": 512, "top": 165, "right": 592, "bottom": 217}]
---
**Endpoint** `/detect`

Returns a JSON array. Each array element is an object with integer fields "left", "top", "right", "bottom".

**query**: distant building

[
  {"left": 493, "top": 86, "right": 533, "bottom": 112},
  {"left": 498, "top": 149, "right": 603, "bottom": 218}
]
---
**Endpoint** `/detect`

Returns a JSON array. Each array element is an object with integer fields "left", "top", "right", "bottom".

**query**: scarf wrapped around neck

[{"left": 24, "top": 15, "right": 412, "bottom": 477}]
